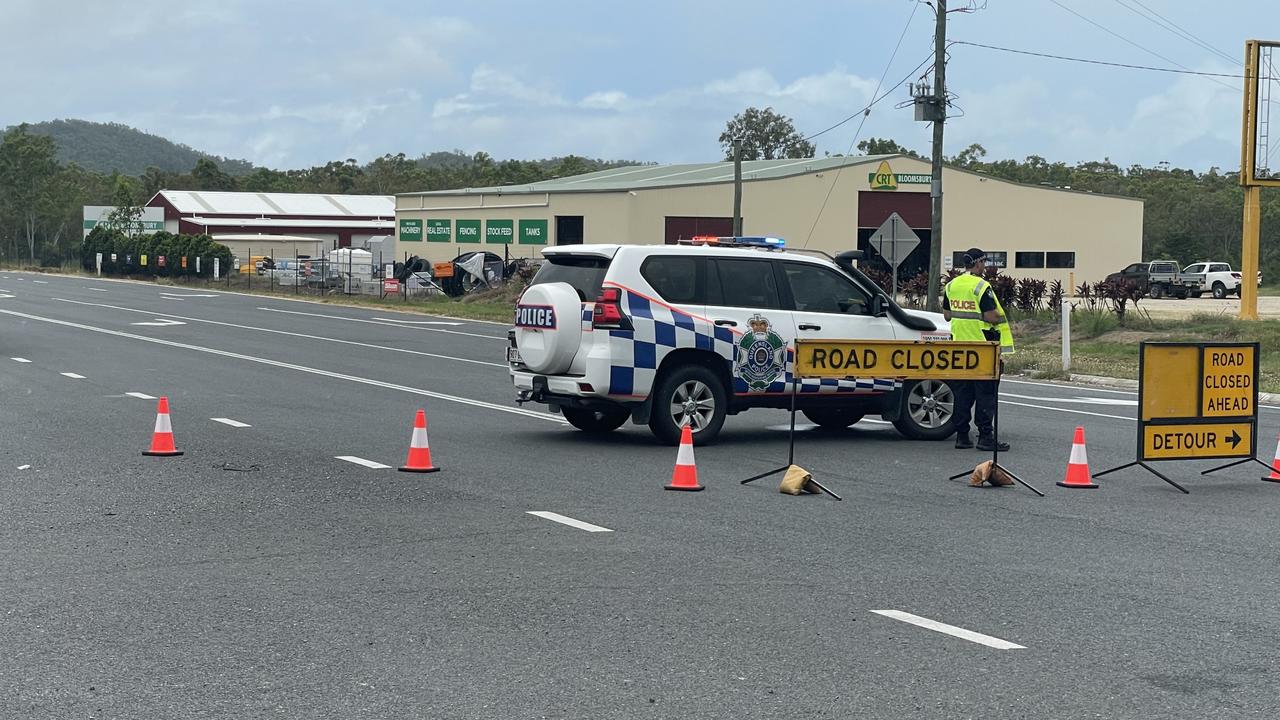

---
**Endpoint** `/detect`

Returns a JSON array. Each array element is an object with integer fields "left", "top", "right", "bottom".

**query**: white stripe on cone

[
  {"left": 1069, "top": 441, "right": 1088, "bottom": 465},
  {"left": 154, "top": 412, "right": 172, "bottom": 434},
  {"left": 675, "top": 436, "right": 695, "bottom": 467},
  {"left": 411, "top": 426, "right": 429, "bottom": 448}
]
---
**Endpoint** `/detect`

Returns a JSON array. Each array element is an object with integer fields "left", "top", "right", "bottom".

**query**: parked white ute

[
  {"left": 508, "top": 237, "right": 954, "bottom": 445},
  {"left": 1182, "top": 262, "right": 1243, "bottom": 299}
]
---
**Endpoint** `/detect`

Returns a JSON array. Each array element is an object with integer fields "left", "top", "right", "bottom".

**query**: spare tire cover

[{"left": 515, "top": 282, "right": 583, "bottom": 374}]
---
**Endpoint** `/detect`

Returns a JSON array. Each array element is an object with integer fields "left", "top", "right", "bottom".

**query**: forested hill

[{"left": 15, "top": 119, "right": 256, "bottom": 176}]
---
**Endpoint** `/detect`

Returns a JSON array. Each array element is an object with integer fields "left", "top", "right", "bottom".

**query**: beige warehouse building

[{"left": 394, "top": 154, "right": 1142, "bottom": 286}]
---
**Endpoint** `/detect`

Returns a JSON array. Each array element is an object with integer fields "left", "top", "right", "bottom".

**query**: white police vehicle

[{"left": 508, "top": 236, "right": 954, "bottom": 445}]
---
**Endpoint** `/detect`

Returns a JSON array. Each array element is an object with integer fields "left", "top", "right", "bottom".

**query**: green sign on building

[
  {"left": 399, "top": 218, "right": 423, "bottom": 242},
  {"left": 486, "top": 219, "right": 514, "bottom": 244},
  {"left": 456, "top": 219, "right": 482, "bottom": 243},
  {"left": 519, "top": 219, "right": 548, "bottom": 245},
  {"left": 426, "top": 219, "right": 452, "bottom": 243}
]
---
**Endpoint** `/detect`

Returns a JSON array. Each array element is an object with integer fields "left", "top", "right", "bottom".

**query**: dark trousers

[{"left": 953, "top": 378, "right": 998, "bottom": 438}]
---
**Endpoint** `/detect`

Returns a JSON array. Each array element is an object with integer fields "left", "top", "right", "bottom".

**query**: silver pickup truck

[{"left": 1107, "top": 260, "right": 1203, "bottom": 299}]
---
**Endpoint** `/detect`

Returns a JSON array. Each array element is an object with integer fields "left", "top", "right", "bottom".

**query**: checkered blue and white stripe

[{"left": 603, "top": 286, "right": 900, "bottom": 398}]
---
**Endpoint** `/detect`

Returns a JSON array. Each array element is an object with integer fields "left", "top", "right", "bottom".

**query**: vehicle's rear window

[{"left": 530, "top": 255, "right": 609, "bottom": 301}]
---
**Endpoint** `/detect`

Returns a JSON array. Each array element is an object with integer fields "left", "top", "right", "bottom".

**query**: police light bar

[{"left": 677, "top": 235, "right": 786, "bottom": 249}]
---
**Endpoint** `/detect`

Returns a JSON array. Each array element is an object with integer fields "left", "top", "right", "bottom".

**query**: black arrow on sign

[{"left": 1228, "top": 430, "right": 1242, "bottom": 449}]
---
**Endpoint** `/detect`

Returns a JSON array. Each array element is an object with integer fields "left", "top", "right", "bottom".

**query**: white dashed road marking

[
  {"left": 211, "top": 418, "right": 251, "bottom": 428},
  {"left": 60, "top": 372, "right": 86, "bottom": 379},
  {"left": 871, "top": 610, "right": 1025, "bottom": 650},
  {"left": 32, "top": 280, "right": 49, "bottom": 284},
  {"left": 335, "top": 455, "right": 390, "bottom": 469},
  {"left": 125, "top": 392, "right": 157, "bottom": 399},
  {"left": 130, "top": 318, "right": 186, "bottom": 327},
  {"left": 160, "top": 293, "right": 218, "bottom": 299},
  {"left": 11, "top": 357, "right": 31, "bottom": 363},
  {"left": 370, "top": 317, "right": 464, "bottom": 326},
  {"left": 526, "top": 511, "right": 614, "bottom": 533},
  {"left": 17, "top": 465, "right": 30, "bottom": 470},
  {"left": 86, "top": 287, "right": 108, "bottom": 292}
]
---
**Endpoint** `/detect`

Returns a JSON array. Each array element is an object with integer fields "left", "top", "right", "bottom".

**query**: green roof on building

[{"left": 398, "top": 155, "right": 896, "bottom": 197}]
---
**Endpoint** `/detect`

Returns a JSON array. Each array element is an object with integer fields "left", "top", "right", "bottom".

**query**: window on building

[
  {"left": 1047, "top": 252, "right": 1076, "bottom": 269},
  {"left": 641, "top": 256, "right": 700, "bottom": 304},
  {"left": 985, "top": 251, "right": 1007, "bottom": 269},
  {"left": 1016, "top": 252, "right": 1046, "bottom": 268},
  {"left": 712, "top": 259, "right": 783, "bottom": 309}
]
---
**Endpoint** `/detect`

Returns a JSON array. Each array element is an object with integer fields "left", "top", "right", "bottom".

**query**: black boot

[
  {"left": 954, "top": 434, "right": 974, "bottom": 449},
  {"left": 977, "top": 436, "right": 1010, "bottom": 452}
]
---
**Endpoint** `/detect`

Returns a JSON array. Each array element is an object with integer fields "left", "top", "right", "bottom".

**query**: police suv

[{"left": 508, "top": 236, "right": 955, "bottom": 445}]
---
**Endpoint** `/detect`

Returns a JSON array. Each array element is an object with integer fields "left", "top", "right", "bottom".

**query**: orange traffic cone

[
  {"left": 1263, "top": 433, "right": 1280, "bottom": 483},
  {"left": 665, "top": 424, "right": 703, "bottom": 491},
  {"left": 398, "top": 409, "right": 439, "bottom": 473},
  {"left": 142, "top": 396, "right": 183, "bottom": 457},
  {"left": 1057, "top": 426, "right": 1097, "bottom": 489}
]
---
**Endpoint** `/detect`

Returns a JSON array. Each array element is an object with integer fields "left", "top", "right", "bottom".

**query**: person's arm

[
  {"left": 942, "top": 294, "right": 952, "bottom": 321},
  {"left": 979, "top": 289, "right": 1001, "bottom": 324}
]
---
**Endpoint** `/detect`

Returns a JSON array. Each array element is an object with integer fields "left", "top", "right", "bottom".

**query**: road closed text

[{"left": 796, "top": 340, "right": 1000, "bottom": 380}]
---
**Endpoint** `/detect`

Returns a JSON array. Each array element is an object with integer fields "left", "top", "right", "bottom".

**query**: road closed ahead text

[{"left": 796, "top": 340, "right": 1000, "bottom": 380}]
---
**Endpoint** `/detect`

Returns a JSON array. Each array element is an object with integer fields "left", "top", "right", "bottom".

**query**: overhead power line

[
  {"left": 1123, "top": 0, "right": 1241, "bottom": 67},
  {"left": 951, "top": 40, "right": 1260, "bottom": 81},
  {"left": 1045, "top": 0, "right": 1234, "bottom": 90}
]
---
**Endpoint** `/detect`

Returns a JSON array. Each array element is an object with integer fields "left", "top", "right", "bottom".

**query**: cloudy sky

[{"left": 1, "top": 0, "right": 1272, "bottom": 171}]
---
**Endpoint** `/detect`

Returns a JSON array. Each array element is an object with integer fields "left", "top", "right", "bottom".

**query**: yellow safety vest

[{"left": 944, "top": 273, "right": 1015, "bottom": 355}]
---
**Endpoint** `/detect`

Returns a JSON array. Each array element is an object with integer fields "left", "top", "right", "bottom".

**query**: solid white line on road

[
  {"left": 526, "top": 511, "right": 614, "bottom": 533},
  {"left": 130, "top": 318, "right": 187, "bottom": 327},
  {"left": 0, "top": 307, "right": 568, "bottom": 424},
  {"left": 335, "top": 455, "right": 390, "bottom": 469},
  {"left": 55, "top": 299, "right": 507, "bottom": 369},
  {"left": 370, "top": 316, "right": 464, "bottom": 326},
  {"left": 258, "top": 306, "right": 506, "bottom": 341},
  {"left": 1002, "top": 392, "right": 1137, "bottom": 407},
  {"left": 60, "top": 372, "right": 86, "bottom": 379},
  {"left": 870, "top": 610, "right": 1025, "bottom": 650},
  {"left": 125, "top": 392, "right": 157, "bottom": 399},
  {"left": 11, "top": 357, "right": 31, "bottom": 363},
  {"left": 211, "top": 417, "right": 251, "bottom": 428},
  {"left": 32, "top": 280, "right": 49, "bottom": 284},
  {"left": 1001, "top": 399, "right": 1132, "bottom": 422},
  {"left": 1005, "top": 378, "right": 1136, "bottom": 396}
]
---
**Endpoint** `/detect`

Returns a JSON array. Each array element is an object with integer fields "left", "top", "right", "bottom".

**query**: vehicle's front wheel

[
  {"left": 562, "top": 406, "right": 630, "bottom": 434},
  {"left": 1212, "top": 283, "right": 1227, "bottom": 299},
  {"left": 802, "top": 407, "right": 866, "bottom": 429},
  {"left": 893, "top": 379, "right": 957, "bottom": 440},
  {"left": 648, "top": 365, "right": 727, "bottom": 445}
]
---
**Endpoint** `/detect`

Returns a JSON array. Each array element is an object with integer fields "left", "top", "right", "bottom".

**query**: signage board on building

[
  {"left": 399, "top": 219, "right": 423, "bottom": 242},
  {"left": 426, "top": 219, "right": 452, "bottom": 242},
  {"left": 82, "top": 206, "right": 165, "bottom": 238},
  {"left": 456, "top": 220, "right": 482, "bottom": 243},
  {"left": 486, "top": 219, "right": 514, "bottom": 244},
  {"left": 868, "top": 160, "right": 931, "bottom": 191},
  {"left": 519, "top": 219, "right": 548, "bottom": 245}
]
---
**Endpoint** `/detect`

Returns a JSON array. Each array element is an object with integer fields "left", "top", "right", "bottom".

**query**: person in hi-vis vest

[{"left": 942, "top": 248, "right": 1015, "bottom": 451}]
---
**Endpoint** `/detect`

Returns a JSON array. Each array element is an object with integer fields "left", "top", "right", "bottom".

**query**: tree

[
  {"left": 719, "top": 107, "right": 815, "bottom": 160},
  {"left": 103, "top": 175, "right": 146, "bottom": 237},
  {"left": 0, "top": 124, "right": 60, "bottom": 263},
  {"left": 951, "top": 143, "right": 987, "bottom": 167},
  {"left": 858, "top": 137, "right": 922, "bottom": 158},
  {"left": 191, "top": 158, "right": 236, "bottom": 191}
]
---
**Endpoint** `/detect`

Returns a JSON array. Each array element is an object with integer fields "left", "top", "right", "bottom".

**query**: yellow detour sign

[
  {"left": 1142, "top": 423, "right": 1253, "bottom": 460},
  {"left": 1137, "top": 342, "right": 1258, "bottom": 462},
  {"left": 795, "top": 339, "right": 1000, "bottom": 380}
]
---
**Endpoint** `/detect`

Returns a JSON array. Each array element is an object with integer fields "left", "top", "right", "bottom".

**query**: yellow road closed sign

[
  {"left": 795, "top": 339, "right": 1000, "bottom": 380},
  {"left": 1142, "top": 422, "right": 1253, "bottom": 461}
]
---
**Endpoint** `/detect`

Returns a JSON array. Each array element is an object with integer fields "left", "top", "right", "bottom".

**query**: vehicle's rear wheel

[
  {"left": 1212, "top": 283, "right": 1227, "bottom": 299},
  {"left": 892, "top": 379, "right": 957, "bottom": 440},
  {"left": 562, "top": 406, "right": 630, "bottom": 434},
  {"left": 1187, "top": 290, "right": 1200, "bottom": 298},
  {"left": 1148, "top": 284, "right": 1164, "bottom": 299},
  {"left": 802, "top": 407, "right": 866, "bottom": 429},
  {"left": 648, "top": 364, "right": 727, "bottom": 445}
]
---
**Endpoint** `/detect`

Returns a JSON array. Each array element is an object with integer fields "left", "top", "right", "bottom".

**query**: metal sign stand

[
  {"left": 740, "top": 380, "right": 843, "bottom": 501},
  {"left": 946, "top": 378, "right": 1044, "bottom": 496},
  {"left": 1092, "top": 458, "right": 1188, "bottom": 494}
]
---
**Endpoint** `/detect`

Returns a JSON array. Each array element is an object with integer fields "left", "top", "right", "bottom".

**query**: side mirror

[{"left": 871, "top": 294, "right": 888, "bottom": 317}]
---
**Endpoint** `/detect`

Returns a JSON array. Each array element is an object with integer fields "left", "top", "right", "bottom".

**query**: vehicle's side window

[
  {"left": 1127, "top": 263, "right": 1143, "bottom": 273},
  {"left": 712, "top": 259, "right": 783, "bottom": 309},
  {"left": 640, "top": 256, "right": 700, "bottom": 304},
  {"left": 781, "top": 262, "right": 872, "bottom": 315},
  {"left": 1211, "top": 264, "right": 1229, "bottom": 273},
  {"left": 1187, "top": 264, "right": 1204, "bottom": 274}
]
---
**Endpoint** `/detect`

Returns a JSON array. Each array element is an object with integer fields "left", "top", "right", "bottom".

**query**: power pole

[
  {"left": 925, "top": 0, "right": 947, "bottom": 312},
  {"left": 733, "top": 138, "right": 744, "bottom": 236}
]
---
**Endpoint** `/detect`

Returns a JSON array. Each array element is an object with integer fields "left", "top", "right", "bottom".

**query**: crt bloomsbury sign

[
  {"left": 401, "top": 217, "right": 548, "bottom": 245},
  {"left": 868, "top": 160, "right": 931, "bottom": 191}
]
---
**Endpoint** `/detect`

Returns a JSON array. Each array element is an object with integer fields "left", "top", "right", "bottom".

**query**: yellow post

[{"left": 1241, "top": 186, "right": 1261, "bottom": 320}]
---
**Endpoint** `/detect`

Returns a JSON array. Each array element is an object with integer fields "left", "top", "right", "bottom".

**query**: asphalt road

[{"left": 3, "top": 271, "right": 1280, "bottom": 719}]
